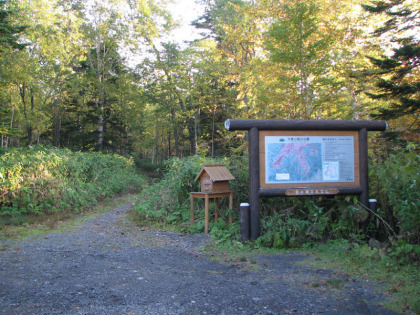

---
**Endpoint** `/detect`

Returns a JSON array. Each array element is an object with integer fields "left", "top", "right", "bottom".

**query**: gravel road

[{"left": 0, "top": 202, "right": 399, "bottom": 314}]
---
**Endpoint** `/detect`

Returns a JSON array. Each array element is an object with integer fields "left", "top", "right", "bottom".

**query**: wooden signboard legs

[
  {"left": 358, "top": 128, "right": 369, "bottom": 207},
  {"left": 224, "top": 119, "right": 388, "bottom": 242},
  {"left": 249, "top": 127, "right": 260, "bottom": 240},
  {"left": 190, "top": 192, "right": 233, "bottom": 234}
]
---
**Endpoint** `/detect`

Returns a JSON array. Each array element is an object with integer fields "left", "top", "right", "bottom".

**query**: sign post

[{"left": 225, "top": 119, "right": 387, "bottom": 240}]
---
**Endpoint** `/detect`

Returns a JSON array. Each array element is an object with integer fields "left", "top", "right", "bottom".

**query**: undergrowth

[
  {"left": 133, "top": 149, "right": 419, "bottom": 255},
  {"left": 0, "top": 145, "right": 145, "bottom": 224},
  {"left": 302, "top": 239, "right": 420, "bottom": 314},
  {"left": 132, "top": 155, "right": 237, "bottom": 233},
  {"left": 0, "top": 194, "right": 138, "bottom": 240},
  {"left": 131, "top": 150, "right": 419, "bottom": 313}
]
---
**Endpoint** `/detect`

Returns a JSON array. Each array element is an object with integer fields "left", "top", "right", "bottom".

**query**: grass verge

[
  {"left": 0, "top": 193, "right": 139, "bottom": 241},
  {"left": 300, "top": 240, "right": 420, "bottom": 314},
  {"left": 180, "top": 234, "right": 419, "bottom": 314}
]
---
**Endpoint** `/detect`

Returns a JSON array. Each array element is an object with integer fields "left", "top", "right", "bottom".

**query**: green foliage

[
  {"left": 370, "top": 145, "right": 419, "bottom": 243},
  {"left": 0, "top": 145, "right": 144, "bottom": 220},
  {"left": 133, "top": 149, "right": 419, "bottom": 265},
  {"left": 209, "top": 221, "right": 240, "bottom": 245},
  {"left": 133, "top": 155, "right": 230, "bottom": 228},
  {"left": 134, "top": 158, "right": 165, "bottom": 175},
  {"left": 225, "top": 154, "right": 249, "bottom": 206},
  {"left": 0, "top": 0, "right": 29, "bottom": 52},
  {"left": 386, "top": 238, "right": 420, "bottom": 266},
  {"left": 305, "top": 239, "right": 420, "bottom": 313},
  {"left": 256, "top": 195, "right": 363, "bottom": 249},
  {"left": 362, "top": 0, "right": 420, "bottom": 131}
]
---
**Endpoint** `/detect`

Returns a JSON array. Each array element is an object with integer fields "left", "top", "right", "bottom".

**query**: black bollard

[
  {"left": 368, "top": 199, "right": 378, "bottom": 238},
  {"left": 369, "top": 199, "right": 377, "bottom": 213},
  {"left": 240, "top": 203, "right": 250, "bottom": 241}
]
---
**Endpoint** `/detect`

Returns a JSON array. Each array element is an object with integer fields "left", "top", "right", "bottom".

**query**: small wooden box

[{"left": 195, "top": 164, "right": 235, "bottom": 193}]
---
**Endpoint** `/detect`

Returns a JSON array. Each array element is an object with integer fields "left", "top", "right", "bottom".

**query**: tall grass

[
  {"left": 370, "top": 146, "right": 419, "bottom": 244},
  {"left": 0, "top": 146, "right": 145, "bottom": 219},
  {"left": 133, "top": 151, "right": 419, "bottom": 257},
  {"left": 132, "top": 155, "right": 227, "bottom": 229}
]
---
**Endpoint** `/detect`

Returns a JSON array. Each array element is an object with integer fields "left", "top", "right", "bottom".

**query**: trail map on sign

[{"left": 265, "top": 136, "right": 355, "bottom": 184}]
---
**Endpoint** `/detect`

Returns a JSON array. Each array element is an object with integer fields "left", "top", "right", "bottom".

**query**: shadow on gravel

[{"left": 0, "top": 203, "right": 399, "bottom": 314}]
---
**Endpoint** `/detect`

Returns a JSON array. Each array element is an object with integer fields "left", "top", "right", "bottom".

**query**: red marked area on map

[{"left": 264, "top": 135, "right": 355, "bottom": 185}]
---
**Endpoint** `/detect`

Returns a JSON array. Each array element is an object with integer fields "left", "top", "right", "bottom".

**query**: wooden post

[
  {"left": 190, "top": 192, "right": 234, "bottom": 234},
  {"left": 359, "top": 128, "right": 369, "bottom": 208},
  {"left": 225, "top": 119, "right": 387, "bottom": 131},
  {"left": 214, "top": 198, "right": 219, "bottom": 221},
  {"left": 249, "top": 127, "right": 260, "bottom": 240},
  {"left": 225, "top": 119, "right": 387, "bottom": 242},
  {"left": 367, "top": 198, "right": 378, "bottom": 237},
  {"left": 190, "top": 194, "right": 194, "bottom": 224},
  {"left": 229, "top": 191, "right": 233, "bottom": 224},
  {"left": 204, "top": 194, "right": 209, "bottom": 234}
]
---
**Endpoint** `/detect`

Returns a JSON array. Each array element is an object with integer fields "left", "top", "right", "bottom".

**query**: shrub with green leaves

[
  {"left": 0, "top": 146, "right": 144, "bottom": 217},
  {"left": 133, "top": 155, "right": 359, "bottom": 243},
  {"left": 132, "top": 154, "right": 252, "bottom": 236},
  {"left": 133, "top": 155, "right": 228, "bottom": 227},
  {"left": 133, "top": 147, "right": 419, "bottom": 259},
  {"left": 256, "top": 195, "right": 363, "bottom": 249},
  {"left": 370, "top": 145, "right": 419, "bottom": 244}
]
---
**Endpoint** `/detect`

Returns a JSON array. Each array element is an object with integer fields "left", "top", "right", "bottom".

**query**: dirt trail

[{"left": 0, "top": 202, "right": 399, "bottom": 314}]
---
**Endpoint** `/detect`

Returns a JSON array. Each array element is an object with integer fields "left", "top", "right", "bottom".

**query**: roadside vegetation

[
  {"left": 1, "top": 0, "right": 418, "bottom": 312},
  {"left": 0, "top": 194, "right": 138, "bottom": 240},
  {"left": 0, "top": 146, "right": 145, "bottom": 228},
  {"left": 131, "top": 145, "right": 419, "bottom": 314},
  {"left": 132, "top": 147, "right": 419, "bottom": 255}
]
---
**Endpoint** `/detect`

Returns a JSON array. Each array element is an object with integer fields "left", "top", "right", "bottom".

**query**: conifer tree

[
  {"left": 0, "top": 0, "right": 28, "bottom": 52},
  {"left": 363, "top": 0, "right": 419, "bottom": 131}
]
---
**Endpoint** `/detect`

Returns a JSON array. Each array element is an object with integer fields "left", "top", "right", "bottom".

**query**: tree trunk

[
  {"left": 96, "top": 39, "right": 105, "bottom": 152},
  {"left": 350, "top": 87, "right": 360, "bottom": 120},
  {"left": 167, "top": 131, "right": 171, "bottom": 158},
  {"left": 29, "top": 87, "right": 35, "bottom": 145},
  {"left": 53, "top": 109, "right": 61, "bottom": 147},
  {"left": 19, "top": 84, "right": 33, "bottom": 145},
  {"left": 211, "top": 105, "right": 216, "bottom": 158},
  {"left": 194, "top": 115, "right": 198, "bottom": 155},
  {"left": 6, "top": 99, "right": 14, "bottom": 147},
  {"left": 187, "top": 121, "right": 195, "bottom": 156},
  {"left": 27, "top": 126, "right": 33, "bottom": 145},
  {"left": 171, "top": 109, "right": 180, "bottom": 157},
  {"left": 97, "top": 98, "right": 104, "bottom": 151},
  {"left": 81, "top": 119, "right": 86, "bottom": 150},
  {"left": 154, "top": 124, "right": 159, "bottom": 163}
]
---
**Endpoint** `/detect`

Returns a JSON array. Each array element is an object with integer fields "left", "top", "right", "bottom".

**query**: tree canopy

[
  {"left": 0, "top": 0, "right": 418, "bottom": 159},
  {"left": 0, "top": 0, "right": 28, "bottom": 52},
  {"left": 362, "top": 0, "right": 420, "bottom": 133}
]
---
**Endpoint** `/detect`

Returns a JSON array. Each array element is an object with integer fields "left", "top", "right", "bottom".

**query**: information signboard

[
  {"left": 224, "top": 119, "right": 387, "bottom": 240},
  {"left": 259, "top": 130, "right": 359, "bottom": 189}
]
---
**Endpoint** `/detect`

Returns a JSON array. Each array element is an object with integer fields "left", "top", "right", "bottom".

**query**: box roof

[{"left": 194, "top": 164, "right": 235, "bottom": 182}]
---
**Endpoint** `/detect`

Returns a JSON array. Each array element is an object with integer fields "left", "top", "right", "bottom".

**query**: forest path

[{"left": 0, "top": 202, "right": 399, "bottom": 314}]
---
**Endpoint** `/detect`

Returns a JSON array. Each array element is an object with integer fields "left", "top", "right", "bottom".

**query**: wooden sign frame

[
  {"left": 259, "top": 130, "right": 360, "bottom": 189},
  {"left": 225, "top": 119, "right": 388, "bottom": 240}
]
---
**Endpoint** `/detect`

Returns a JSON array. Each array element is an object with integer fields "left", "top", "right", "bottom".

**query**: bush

[
  {"left": 133, "top": 147, "right": 419, "bottom": 259},
  {"left": 134, "top": 158, "right": 165, "bottom": 179},
  {"left": 133, "top": 155, "right": 360, "bottom": 244},
  {"left": 370, "top": 144, "right": 419, "bottom": 244},
  {"left": 133, "top": 155, "right": 228, "bottom": 227},
  {"left": 0, "top": 146, "right": 145, "bottom": 218}
]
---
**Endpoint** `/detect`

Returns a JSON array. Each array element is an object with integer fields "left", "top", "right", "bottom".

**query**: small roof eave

[{"left": 194, "top": 164, "right": 235, "bottom": 182}]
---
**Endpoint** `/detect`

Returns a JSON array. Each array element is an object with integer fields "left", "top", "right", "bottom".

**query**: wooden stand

[{"left": 190, "top": 191, "right": 233, "bottom": 234}]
